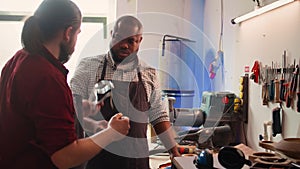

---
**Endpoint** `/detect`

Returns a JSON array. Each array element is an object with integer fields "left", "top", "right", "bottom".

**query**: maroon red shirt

[{"left": 0, "top": 48, "right": 77, "bottom": 169}]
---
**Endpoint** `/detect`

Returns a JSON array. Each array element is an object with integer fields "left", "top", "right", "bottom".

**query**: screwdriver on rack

[{"left": 280, "top": 51, "right": 287, "bottom": 102}]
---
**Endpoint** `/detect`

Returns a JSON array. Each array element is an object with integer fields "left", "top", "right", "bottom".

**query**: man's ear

[
  {"left": 64, "top": 26, "right": 73, "bottom": 42},
  {"left": 139, "top": 36, "right": 143, "bottom": 43}
]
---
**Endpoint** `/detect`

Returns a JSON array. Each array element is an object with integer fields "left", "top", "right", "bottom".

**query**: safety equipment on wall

[
  {"left": 239, "top": 71, "right": 249, "bottom": 123},
  {"left": 250, "top": 60, "right": 260, "bottom": 83},
  {"left": 234, "top": 97, "right": 242, "bottom": 112}
]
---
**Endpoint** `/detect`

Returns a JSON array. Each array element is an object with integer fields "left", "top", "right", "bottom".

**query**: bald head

[
  {"left": 112, "top": 15, "right": 143, "bottom": 38},
  {"left": 110, "top": 16, "right": 143, "bottom": 63}
]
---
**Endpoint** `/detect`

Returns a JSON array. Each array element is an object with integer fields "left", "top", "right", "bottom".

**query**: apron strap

[
  {"left": 96, "top": 57, "right": 108, "bottom": 83},
  {"left": 137, "top": 67, "right": 142, "bottom": 82},
  {"left": 100, "top": 58, "right": 107, "bottom": 80}
]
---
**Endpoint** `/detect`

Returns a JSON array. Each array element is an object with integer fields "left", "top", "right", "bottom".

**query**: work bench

[{"left": 149, "top": 144, "right": 255, "bottom": 169}]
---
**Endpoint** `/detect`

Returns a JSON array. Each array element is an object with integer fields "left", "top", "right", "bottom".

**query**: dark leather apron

[{"left": 86, "top": 58, "right": 151, "bottom": 169}]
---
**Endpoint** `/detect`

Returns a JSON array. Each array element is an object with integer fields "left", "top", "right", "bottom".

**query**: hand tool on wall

[
  {"left": 297, "top": 60, "right": 300, "bottom": 112},
  {"left": 274, "top": 81, "right": 280, "bottom": 103},
  {"left": 262, "top": 65, "right": 269, "bottom": 105},
  {"left": 297, "top": 86, "right": 300, "bottom": 113},
  {"left": 283, "top": 63, "right": 293, "bottom": 105},
  {"left": 250, "top": 60, "right": 260, "bottom": 84},
  {"left": 259, "top": 62, "right": 264, "bottom": 85},
  {"left": 274, "top": 63, "right": 281, "bottom": 103},
  {"left": 297, "top": 84, "right": 300, "bottom": 112},
  {"left": 279, "top": 51, "right": 287, "bottom": 102},
  {"left": 161, "top": 34, "right": 195, "bottom": 56},
  {"left": 286, "top": 60, "right": 298, "bottom": 108},
  {"left": 268, "top": 62, "right": 275, "bottom": 102}
]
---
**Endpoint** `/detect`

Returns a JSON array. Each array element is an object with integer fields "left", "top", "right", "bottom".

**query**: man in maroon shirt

[{"left": 0, "top": 0, "right": 130, "bottom": 169}]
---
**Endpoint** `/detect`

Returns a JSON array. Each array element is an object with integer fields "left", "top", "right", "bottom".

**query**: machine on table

[
  {"left": 151, "top": 91, "right": 247, "bottom": 168},
  {"left": 169, "top": 91, "right": 246, "bottom": 149}
]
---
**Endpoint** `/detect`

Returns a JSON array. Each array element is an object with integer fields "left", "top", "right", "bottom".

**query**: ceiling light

[{"left": 231, "top": 0, "right": 295, "bottom": 24}]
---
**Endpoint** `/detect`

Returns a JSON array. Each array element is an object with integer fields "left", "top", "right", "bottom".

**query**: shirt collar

[
  {"left": 107, "top": 51, "right": 117, "bottom": 67},
  {"left": 107, "top": 51, "right": 139, "bottom": 71},
  {"left": 40, "top": 46, "right": 69, "bottom": 77}
]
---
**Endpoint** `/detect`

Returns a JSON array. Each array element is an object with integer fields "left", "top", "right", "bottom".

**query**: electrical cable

[
  {"left": 209, "top": 0, "right": 225, "bottom": 80},
  {"left": 218, "top": 0, "right": 224, "bottom": 52},
  {"left": 220, "top": 0, "right": 224, "bottom": 82}
]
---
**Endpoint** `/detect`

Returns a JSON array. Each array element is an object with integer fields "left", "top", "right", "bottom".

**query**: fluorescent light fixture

[{"left": 232, "top": 0, "right": 295, "bottom": 24}]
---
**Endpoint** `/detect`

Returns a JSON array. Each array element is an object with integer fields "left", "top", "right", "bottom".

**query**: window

[{"left": 0, "top": 0, "right": 114, "bottom": 82}]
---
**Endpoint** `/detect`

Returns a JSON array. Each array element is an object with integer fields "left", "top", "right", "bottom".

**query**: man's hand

[
  {"left": 90, "top": 113, "right": 130, "bottom": 148},
  {"left": 169, "top": 145, "right": 181, "bottom": 160},
  {"left": 107, "top": 113, "right": 130, "bottom": 142},
  {"left": 82, "top": 99, "right": 103, "bottom": 117},
  {"left": 95, "top": 120, "right": 108, "bottom": 132},
  {"left": 83, "top": 117, "right": 108, "bottom": 134}
]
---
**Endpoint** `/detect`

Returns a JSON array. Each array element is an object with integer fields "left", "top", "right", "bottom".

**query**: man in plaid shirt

[{"left": 70, "top": 15, "right": 180, "bottom": 169}]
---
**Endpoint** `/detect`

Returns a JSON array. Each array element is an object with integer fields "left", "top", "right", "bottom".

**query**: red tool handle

[{"left": 177, "top": 146, "right": 196, "bottom": 154}]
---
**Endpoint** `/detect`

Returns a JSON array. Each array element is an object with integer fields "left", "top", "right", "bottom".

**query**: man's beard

[
  {"left": 58, "top": 42, "right": 72, "bottom": 64},
  {"left": 110, "top": 48, "right": 138, "bottom": 64},
  {"left": 111, "top": 51, "right": 123, "bottom": 63}
]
